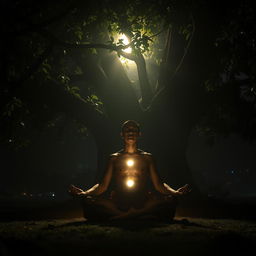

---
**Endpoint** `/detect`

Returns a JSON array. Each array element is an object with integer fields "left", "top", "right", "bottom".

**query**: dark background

[{"left": 1, "top": 0, "right": 256, "bottom": 205}]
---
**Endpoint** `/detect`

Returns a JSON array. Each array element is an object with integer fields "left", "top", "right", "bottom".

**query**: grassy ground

[
  {"left": 1, "top": 198, "right": 256, "bottom": 256},
  {"left": 1, "top": 217, "right": 256, "bottom": 255}
]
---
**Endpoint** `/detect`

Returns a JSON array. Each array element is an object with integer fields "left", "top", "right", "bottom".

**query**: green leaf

[{"left": 91, "top": 94, "right": 98, "bottom": 100}]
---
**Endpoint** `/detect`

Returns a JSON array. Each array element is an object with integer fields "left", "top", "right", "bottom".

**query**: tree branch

[
  {"left": 38, "top": 29, "right": 154, "bottom": 110},
  {"left": 42, "top": 78, "right": 107, "bottom": 130},
  {"left": 173, "top": 14, "right": 195, "bottom": 76},
  {"left": 120, "top": 31, "right": 153, "bottom": 109},
  {"left": 152, "top": 15, "right": 196, "bottom": 108},
  {"left": 117, "top": 50, "right": 137, "bottom": 61},
  {"left": 72, "top": 51, "right": 141, "bottom": 120},
  {"left": 38, "top": 29, "right": 131, "bottom": 53},
  {"left": 149, "top": 29, "right": 166, "bottom": 39},
  {"left": 135, "top": 53, "right": 153, "bottom": 110}
]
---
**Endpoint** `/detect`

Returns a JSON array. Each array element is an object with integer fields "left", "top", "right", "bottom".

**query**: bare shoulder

[
  {"left": 138, "top": 149, "right": 153, "bottom": 160},
  {"left": 110, "top": 151, "right": 122, "bottom": 159},
  {"left": 107, "top": 152, "right": 120, "bottom": 166},
  {"left": 138, "top": 149, "right": 152, "bottom": 155}
]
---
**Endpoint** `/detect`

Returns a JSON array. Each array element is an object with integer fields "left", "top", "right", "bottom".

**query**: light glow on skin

[
  {"left": 125, "top": 159, "right": 135, "bottom": 188},
  {"left": 126, "top": 159, "right": 134, "bottom": 167},
  {"left": 126, "top": 179, "right": 135, "bottom": 188}
]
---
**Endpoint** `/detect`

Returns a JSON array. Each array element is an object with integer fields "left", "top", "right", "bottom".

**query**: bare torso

[
  {"left": 68, "top": 120, "right": 190, "bottom": 219},
  {"left": 110, "top": 149, "right": 152, "bottom": 209}
]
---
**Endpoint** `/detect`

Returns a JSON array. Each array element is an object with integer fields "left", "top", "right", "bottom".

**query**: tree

[{"left": 1, "top": 0, "right": 255, "bottom": 194}]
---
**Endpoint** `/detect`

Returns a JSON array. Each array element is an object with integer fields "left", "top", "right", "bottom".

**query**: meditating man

[{"left": 68, "top": 120, "right": 191, "bottom": 221}]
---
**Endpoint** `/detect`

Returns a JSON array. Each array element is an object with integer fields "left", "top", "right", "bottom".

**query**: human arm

[
  {"left": 148, "top": 155, "right": 191, "bottom": 196},
  {"left": 69, "top": 156, "right": 114, "bottom": 196},
  {"left": 164, "top": 183, "right": 191, "bottom": 196}
]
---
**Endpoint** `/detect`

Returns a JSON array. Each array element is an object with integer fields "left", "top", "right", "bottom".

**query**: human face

[{"left": 121, "top": 124, "right": 140, "bottom": 143}]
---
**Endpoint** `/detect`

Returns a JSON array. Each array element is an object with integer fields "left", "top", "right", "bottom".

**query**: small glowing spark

[
  {"left": 126, "top": 179, "right": 134, "bottom": 188},
  {"left": 126, "top": 159, "right": 134, "bottom": 167}
]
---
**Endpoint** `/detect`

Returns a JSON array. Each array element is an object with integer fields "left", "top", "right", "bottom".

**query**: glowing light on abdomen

[{"left": 126, "top": 179, "right": 135, "bottom": 188}]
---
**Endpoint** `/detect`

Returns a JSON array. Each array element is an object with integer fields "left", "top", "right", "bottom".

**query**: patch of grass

[{"left": 1, "top": 217, "right": 256, "bottom": 255}]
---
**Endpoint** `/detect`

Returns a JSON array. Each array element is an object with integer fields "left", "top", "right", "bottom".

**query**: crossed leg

[
  {"left": 81, "top": 196, "right": 125, "bottom": 221},
  {"left": 111, "top": 194, "right": 178, "bottom": 221},
  {"left": 69, "top": 185, "right": 178, "bottom": 222}
]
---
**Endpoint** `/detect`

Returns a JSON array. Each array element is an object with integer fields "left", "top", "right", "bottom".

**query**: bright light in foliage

[
  {"left": 126, "top": 179, "right": 135, "bottom": 188},
  {"left": 119, "top": 34, "right": 132, "bottom": 53},
  {"left": 116, "top": 34, "right": 137, "bottom": 79},
  {"left": 118, "top": 34, "right": 133, "bottom": 64},
  {"left": 126, "top": 159, "right": 134, "bottom": 167}
]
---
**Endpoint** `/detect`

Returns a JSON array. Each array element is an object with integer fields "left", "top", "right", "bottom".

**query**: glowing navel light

[
  {"left": 126, "top": 159, "right": 134, "bottom": 167},
  {"left": 126, "top": 179, "right": 135, "bottom": 188}
]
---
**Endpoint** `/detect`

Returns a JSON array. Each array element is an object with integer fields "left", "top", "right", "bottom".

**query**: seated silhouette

[{"left": 68, "top": 120, "right": 191, "bottom": 221}]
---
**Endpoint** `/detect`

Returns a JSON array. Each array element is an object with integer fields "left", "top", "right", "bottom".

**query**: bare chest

[{"left": 113, "top": 154, "right": 149, "bottom": 178}]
